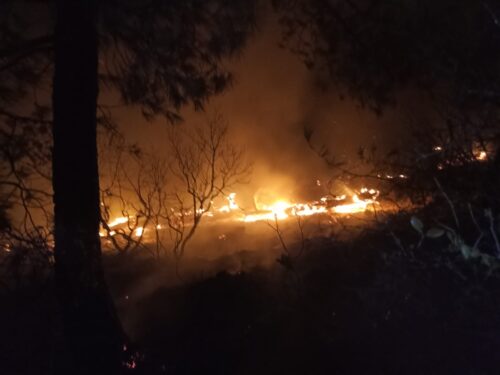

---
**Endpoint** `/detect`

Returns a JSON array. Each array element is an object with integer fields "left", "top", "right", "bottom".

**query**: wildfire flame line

[{"left": 102, "top": 187, "right": 380, "bottom": 235}]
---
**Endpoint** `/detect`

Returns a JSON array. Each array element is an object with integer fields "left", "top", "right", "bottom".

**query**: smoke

[
  {"left": 103, "top": 11, "right": 412, "bottom": 325},
  {"left": 113, "top": 8, "right": 408, "bottom": 206}
]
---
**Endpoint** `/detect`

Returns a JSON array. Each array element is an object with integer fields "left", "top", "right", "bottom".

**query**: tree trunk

[{"left": 52, "top": 1, "right": 124, "bottom": 373}]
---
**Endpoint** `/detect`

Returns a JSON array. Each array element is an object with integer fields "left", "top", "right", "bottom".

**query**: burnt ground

[{"left": 2, "top": 208, "right": 500, "bottom": 374}]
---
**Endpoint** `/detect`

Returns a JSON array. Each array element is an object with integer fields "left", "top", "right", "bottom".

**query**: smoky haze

[{"left": 113, "top": 11, "right": 407, "bottom": 207}]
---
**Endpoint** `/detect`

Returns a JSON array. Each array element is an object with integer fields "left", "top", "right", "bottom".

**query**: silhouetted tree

[
  {"left": 52, "top": 1, "right": 125, "bottom": 373},
  {"left": 2, "top": 0, "right": 257, "bottom": 372},
  {"left": 165, "top": 113, "right": 250, "bottom": 261},
  {"left": 275, "top": 0, "right": 500, "bottom": 112},
  {"left": 0, "top": 1, "right": 53, "bottom": 248},
  {"left": 99, "top": 113, "right": 250, "bottom": 262},
  {"left": 275, "top": 0, "right": 500, "bottom": 208}
]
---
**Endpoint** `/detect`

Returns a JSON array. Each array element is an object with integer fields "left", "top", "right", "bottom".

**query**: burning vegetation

[
  {"left": 3, "top": 1, "right": 500, "bottom": 374},
  {"left": 99, "top": 186, "right": 380, "bottom": 243}
]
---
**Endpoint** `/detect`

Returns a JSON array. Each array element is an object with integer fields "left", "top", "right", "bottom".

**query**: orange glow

[
  {"left": 332, "top": 194, "right": 372, "bottom": 214},
  {"left": 108, "top": 216, "right": 128, "bottom": 228},
  {"left": 241, "top": 187, "right": 379, "bottom": 222},
  {"left": 293, "top": 203, "right": 327, "bottom": 216},
  {"left": 243, "top": 200, "right": 292, "bottom": 222},
  {"left": 100, "top": 187, "right": 381, "bottom": 234},
  {"left": 218, "top": 192, "right": 239, "bottom": 213},
  {"left": 243, "top": 211, "right": 286, "bottom": 222},
  {"left": 475, "top": 150, "right": 487, "bottom": 161},
  {"left": 266, "top": 200, "right": 293, "bottom": 216}
]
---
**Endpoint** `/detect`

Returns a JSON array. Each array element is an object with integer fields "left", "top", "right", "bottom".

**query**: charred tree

[{"left": 52, "top": 1, "right": 124, "bottom": 373}]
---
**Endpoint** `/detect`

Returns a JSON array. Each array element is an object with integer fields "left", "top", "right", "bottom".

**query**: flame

[
  {"left": 332, "top": 194, "right": 371, "bottom": 214},
  {"left": 293, "top": 203, "right": 327, "bottom": 216},
  {"left": 100, "top": 216, "right": 129, "bottom": 237},
  {"left": 100, "top": 187, "right": 380, "bottom": 237},
  {"left": 266, "top": 200, "right": 293, "bottom": 216},
  {"left": 242, "top": 187, "right": 378, "bottom": 222},
  {"left": 475, "top": 150, "right": 487, "bottom": 161},
  {"left": 243, "top": 200, "right": 292, "bottom": 222},
  {"left": 218, "top": 192, "right": 239, "bottom": 213},
  {"left": 434, "top": 144, "right": 489, "bottom": 163},
  {"left": 108, "top": 216, "right": 128, "bottom": 228}
]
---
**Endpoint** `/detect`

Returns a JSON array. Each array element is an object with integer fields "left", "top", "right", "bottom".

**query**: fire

[
  {"left": 243, "top": 200, "right": 292, "bottom": 223},
  {"left": 100, "top": 216, "right": 146, "bottom": 238},
  {"left": 293, "top": 203, "right": 327, "bottom": 216},
  {"left": 101, "top": 187, "right": 381, "bottom": 233},
  {"left": 434, "top": 143, "right": 489, "bottom": 163},
  {"left": 218, "top": 192, "right": 239, "bottom": 213},
  {"left": 242, "top": 187, "right": 379, "bottom": 223},
  {"left": 266, "top": 200, "right": 293, "bottom": 217},
  {"left": 100, "top": 216, "right": 129, "bottom": 237},
  {"left": 108, "top": 216, "right": 128, "bottom": 228},
  {"left": 475, "top": 150, "right": 487, "bottom": 161},
  {"left": 332, "top": 194, "right": 371, "bottom": 214}
]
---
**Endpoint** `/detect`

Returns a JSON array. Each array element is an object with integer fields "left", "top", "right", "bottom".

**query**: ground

[{"left": 2, "top": 208, "right": 500, "bottom": 374}]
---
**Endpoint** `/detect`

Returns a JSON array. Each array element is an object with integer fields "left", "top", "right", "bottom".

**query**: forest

[{"left": 2, "top": 1, "right": 500, "bottom": 374}]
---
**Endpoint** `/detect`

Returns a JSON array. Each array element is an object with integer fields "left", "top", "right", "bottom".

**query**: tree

[
  {"left": 275, "top": 0, "right": 500, "bottom": 209},
  {"left": 274, "top": 0, "right": 500, "bottom": 112},
  {"left": 0, "top": 108, "right": 53, "bottom": 249},
  {"left": 0, "top": 1, "right": 53, "bottom": 249},
  {"left": 165, "top": 113, "right": 250, "bottom": 261},
  {"left": 99, "top": 113, "right": 250, "bottom": 264},
  {"left": 99, "top": 137, "right": 151, "bottom": 255},
  {"left": 1, "top": 0, "right": 257, "bottom": 372},
  {"left": 52, "top": 2, "right": 125, "bottom": 373}
]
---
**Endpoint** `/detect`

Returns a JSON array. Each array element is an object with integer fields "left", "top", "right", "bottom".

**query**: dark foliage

[
  {"left": 100, "top": 0, "right": 258, "bottom": 121},
  {"left": 3, "top": 196, "right": 500, "bottom": 374},
  {"left": 275, "top": 0, "right": 500, "bottom": 112}
]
